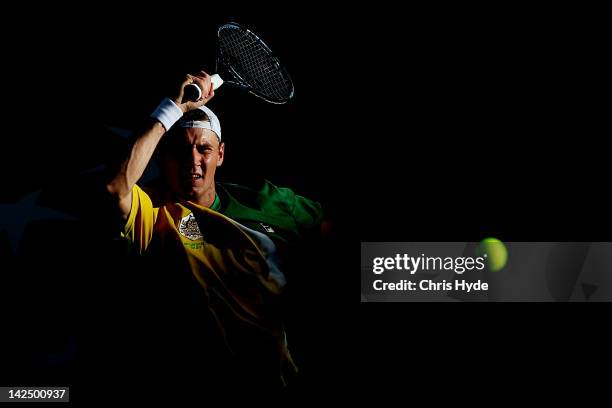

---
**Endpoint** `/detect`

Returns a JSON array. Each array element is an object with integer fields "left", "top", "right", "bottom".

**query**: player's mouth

[{"left": 187, "top": 172, "right": 204, "bottom": 186}]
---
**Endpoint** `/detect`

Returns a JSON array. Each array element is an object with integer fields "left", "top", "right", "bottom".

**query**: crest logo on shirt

[
  {"left": 179, "top": 213, "right": 203, "bottom": 241},
  {"left": 260, "top": 223, "right": 275, "bottom": 233}
]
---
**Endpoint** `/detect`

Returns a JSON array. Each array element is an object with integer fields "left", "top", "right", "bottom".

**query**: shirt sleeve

[
  {"left": 291, "top": 193, "right": 323, "bottom": 232},
  {"left": 272, "top": 186, "right": 323, "bottom": 233},
  {"left": 122, "top": 184, "right": 159, "bottom": 254}
]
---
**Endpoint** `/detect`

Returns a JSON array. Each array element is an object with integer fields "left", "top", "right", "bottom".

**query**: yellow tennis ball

[{"left": 478, "top": 238, "right": 508, "bottom": 272}]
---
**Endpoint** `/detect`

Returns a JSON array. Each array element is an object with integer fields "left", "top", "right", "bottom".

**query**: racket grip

[
  {"left": 182, "top": 75, "right": 224, "bottom": 102},
  {"left": 183, "top": 83, "right": 202, "bottom": 102},
  {"left": 211, "top": 74, "right": 224, "bottom": 90}
]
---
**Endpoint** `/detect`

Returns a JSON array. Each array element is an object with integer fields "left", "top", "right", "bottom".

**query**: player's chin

[
  {"left": 187, "top": 183, "right": 205, "bottom": 196},
  {"left": 180, "top": 176, "right": 203, "bottom": 188},
  {"left": 191, "top": 178, "right": 205, "bottom": 190},
  {"left": 177, "top": 184, "right": 200, "bottom": 199}
]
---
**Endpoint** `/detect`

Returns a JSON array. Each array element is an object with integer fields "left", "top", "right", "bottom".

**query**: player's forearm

[
  {"left": 106, "top": 98, "right": 184, "bottom": 218},
  {"left": 106, "top": 121, "right": 166, "bottom": 200}
]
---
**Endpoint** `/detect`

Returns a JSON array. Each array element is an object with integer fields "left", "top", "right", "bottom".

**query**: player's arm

[{"left": 105, "top": 72, "right": 215, "bottom": 219}]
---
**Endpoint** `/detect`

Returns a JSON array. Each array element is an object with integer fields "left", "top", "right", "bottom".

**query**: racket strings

[
  {"left": 222, "top": 30, "right": 287, "bottom": 97},
  {"left": 219, "top": 27, "right": 292, "bottom": 101}
]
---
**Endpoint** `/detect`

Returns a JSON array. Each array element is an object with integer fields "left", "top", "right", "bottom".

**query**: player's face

[{"left": 161, "top": 128, "right": 224, "bottom": 204}]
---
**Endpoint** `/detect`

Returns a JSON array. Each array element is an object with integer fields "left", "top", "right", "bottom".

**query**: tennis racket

[{"left": 183, "top": 22, "right": 294, "bottom": 104}]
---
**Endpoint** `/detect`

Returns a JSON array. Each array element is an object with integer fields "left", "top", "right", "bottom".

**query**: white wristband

[{"left": 151, "top": 98, "right": 183, "bottom": 131}]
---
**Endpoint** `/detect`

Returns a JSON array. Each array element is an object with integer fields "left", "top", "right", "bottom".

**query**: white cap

[{"left": 177, "top": 105, "right": 222, "bottom": 141}]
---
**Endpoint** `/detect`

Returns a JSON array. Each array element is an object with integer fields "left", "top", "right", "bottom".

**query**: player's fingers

[
  {"left": 194, "top": 90, "right": 214, "bottom": 107},
  {"left": 192, "top": 75, "right": 211, "bottom": 93},
  {"left": 205, "top": 81, "right": 214, "bottom": 97},
  {"left": 180, "top": 75, "right": 194, "bottom": 89},
  {"left": 193, "top": 76, "right": 211, "bottom": 93},
  {"left": 175, "top": 74, "right": 198, "bottom": 105}
]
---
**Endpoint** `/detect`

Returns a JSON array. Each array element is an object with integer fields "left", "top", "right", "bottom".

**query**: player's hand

[{"left": 174, "top": 71, "right": 215, "bottom": 113}]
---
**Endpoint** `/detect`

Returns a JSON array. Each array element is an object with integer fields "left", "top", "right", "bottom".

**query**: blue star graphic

[{"left": 0, "top": 191, "right": 76, "bottom": 255}]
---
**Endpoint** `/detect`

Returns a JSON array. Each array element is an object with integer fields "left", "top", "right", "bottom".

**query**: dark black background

[
  {"left": 361, "top": 7, "right": 609, "bottom": 242},
  {"left": 1, "top": 4, "right": 609, "bottom": 403}
]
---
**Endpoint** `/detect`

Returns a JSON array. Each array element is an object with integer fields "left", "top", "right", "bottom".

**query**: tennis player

[{"left": 105, "top": 71, "right": 323, "bottom": 392}]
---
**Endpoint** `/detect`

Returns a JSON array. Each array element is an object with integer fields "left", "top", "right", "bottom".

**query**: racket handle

[
  {"left": 183, "top": 83, "right": 202, "bottom": 102},
  {"left": 211, "top": 74, "right": 224, "bottom": 90},
  {"left": 182, "top": 75, "right": 224, "bottom": 102}
]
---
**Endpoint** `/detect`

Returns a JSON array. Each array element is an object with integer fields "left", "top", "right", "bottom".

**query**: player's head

[{"left": 158, "top": 106, "right": 225, "bottom": 204}]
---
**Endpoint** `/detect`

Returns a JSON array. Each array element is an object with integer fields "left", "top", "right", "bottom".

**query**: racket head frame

[{"left": 215, "top": 22, "right": 294, "bottom": 104}]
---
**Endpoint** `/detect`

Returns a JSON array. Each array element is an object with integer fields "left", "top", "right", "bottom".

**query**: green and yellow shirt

[{"left": 122, "top": 180, "right": 322, "bottom": 384}]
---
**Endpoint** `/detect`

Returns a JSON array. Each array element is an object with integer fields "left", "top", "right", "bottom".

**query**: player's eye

[
  {"left": 196, "top": 145, "right": 212, "bottom": 154},
  {"left": 174, "top": 143, "right": 192, "bottom": 154}
]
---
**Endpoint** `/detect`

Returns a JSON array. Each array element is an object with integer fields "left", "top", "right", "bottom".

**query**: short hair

[{"left": 181, "top": 108, "right": 211, "bottom": 123}]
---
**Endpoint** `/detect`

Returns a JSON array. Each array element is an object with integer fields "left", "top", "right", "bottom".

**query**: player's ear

[{"left": 217, "top": 142, "right": 225, "bottom": 166}]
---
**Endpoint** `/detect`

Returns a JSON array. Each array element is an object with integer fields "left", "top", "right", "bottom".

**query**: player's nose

[{"left": 191, "top": 146, "right": 203, "bottom": 165}]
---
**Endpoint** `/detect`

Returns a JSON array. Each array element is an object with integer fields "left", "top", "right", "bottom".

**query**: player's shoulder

[
  {"left": 218, "top": 179, "right": 322, "bottom": 227},
  {"left": 218, "top": 179, "right": 299, "bottom": 206}
]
